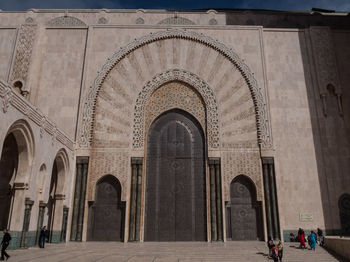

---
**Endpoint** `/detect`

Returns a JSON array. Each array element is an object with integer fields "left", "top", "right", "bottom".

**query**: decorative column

[
  {"left": 209, "top": 159, "right": 223, "bottom": 242},
  {"left": 35, "top": 201, "right": 46, "bottom": 245},
  {"left": 262, "top": 158, "right": 280, "bottom": 240},
  {"left": 51, "top": 194, "right": 65, "bottom": 243},
  {"left": 129, "top": 158, "right": 143, "bottom": 241},
  {"left": 60, "top": 206, "right": 69, "bottom": 242},
  {"left": 70, "top": 157, "right": 89, "bottom": 241},
  {"left": 20, "top": 198, "right": 34, "bottom": 248}
]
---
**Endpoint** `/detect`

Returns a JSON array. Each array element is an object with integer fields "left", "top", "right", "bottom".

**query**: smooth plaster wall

[
  {"left": 263, "top": 29, "right": 325, "bottom": 231},
  {"left": 0, "top": 28, "right": 16, "bottom": 81}
]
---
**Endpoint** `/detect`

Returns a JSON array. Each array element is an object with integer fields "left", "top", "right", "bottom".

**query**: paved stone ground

[{"left": 6, "top": 242, "right": 344, "bottom": 262}]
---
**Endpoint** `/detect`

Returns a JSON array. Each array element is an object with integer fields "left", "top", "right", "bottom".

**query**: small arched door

[
  {"left": 88, "top": 175, "right": 125, "bottom": 241},
  {"left": 226, "top": 175, "right": 263, "bottom": 240},
  {"left": 144, "top": 109, "right": 207, "bottom": 241}
]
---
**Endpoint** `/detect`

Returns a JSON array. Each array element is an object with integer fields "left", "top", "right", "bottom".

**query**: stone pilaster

[{"left": 20, "top": 198, "right": 34, "bottom": 248}]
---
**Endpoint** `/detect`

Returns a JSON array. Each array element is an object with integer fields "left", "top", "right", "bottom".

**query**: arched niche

[
  {"left": 87, "top": 175, "right": 125, "bottom": 241},
  {"left": 79, "top": 29, "right": 272, "bottom": 151},
  {"left": 226, "top": 175, "right": 264, "bottom": 241}
]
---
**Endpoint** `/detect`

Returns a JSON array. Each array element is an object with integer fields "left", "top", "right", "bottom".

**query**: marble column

[
  {"left": 76, "top": 161, "right": 88, "bottom": 241},
  {"left": 215, "top": 162, "right": 223, "bottom": 241},
  {"left": 60, "top": 206, "right": 69, "bottom": 242},
  {"left": 269, "top": 163, "right": 280, "bottom": 239},
  {"left": 128, "top": 164, "right": 138, "bottom": 241},
  {"left": 70, "top": 162, "right": 82, "bottom": 241},
  {"left": 209, "top": 163, "right": 217, "bottom": 241},
  {"left": 135, "top": 162, "right": 142, "bottom": 241},
  {"left": 262, "top": 162, "right": 273, "bottom": 239},
  {"left": 35, "top": 201, "right": 46, "bottom": 245},
  {"left": 20, "top": 198, "right": 34, "bottom": 248}
]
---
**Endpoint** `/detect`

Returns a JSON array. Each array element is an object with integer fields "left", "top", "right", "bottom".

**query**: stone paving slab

[{"left": 5, "top": 241, "right": 344, "bottom": 262}]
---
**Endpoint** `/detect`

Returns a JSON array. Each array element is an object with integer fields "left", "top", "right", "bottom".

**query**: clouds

[{"left": 0, "top": 0, "right": 349, "bottom": 11}]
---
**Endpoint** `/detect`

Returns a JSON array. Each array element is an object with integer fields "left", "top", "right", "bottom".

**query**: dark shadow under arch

[
  {"left": 87, "top": 175, "right": 125, "bottom": 241},
  {"left": 339, "top": 193, "right": 350, "bottom": 236},
  {"left": 226, "top": 175, "right": 264, "bottom": 241}
]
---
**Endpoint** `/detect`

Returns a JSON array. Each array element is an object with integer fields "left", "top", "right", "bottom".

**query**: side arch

[
  {"left": 79, "top": 29, "right": 272, "bottom": 150},
  {"left": 226, "top": 174, "right": 264, "bottom": 240},
  {"left": 5, "top": 119, "right": 35, "bottom": 183},
  {"left": 87, "top": 175, "right": 125, "bottom": 241}
]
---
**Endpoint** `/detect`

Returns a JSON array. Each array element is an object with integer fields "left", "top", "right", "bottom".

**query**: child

[{"left": 271, "top": 244, "right": 279, "bottom": 262}]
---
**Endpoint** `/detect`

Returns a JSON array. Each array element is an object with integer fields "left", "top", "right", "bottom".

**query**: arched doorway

[
  {"left": 88, "top": 175, "right": 125, "bottom": 241},
  {"left": 226, "top": 175, "right": 263, "bottom": 240},
  {"left": 144, "top": 109, "right": 207, "bottom": 241},
  {"left": 0, "top": 133, "right": 18, "bottom": 230}
]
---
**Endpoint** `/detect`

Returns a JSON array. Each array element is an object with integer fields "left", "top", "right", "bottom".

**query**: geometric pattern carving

[
  {"left": 145, "top": 81, "right": 206, "bottom": 134},
  {"left": 0, "top": 80, "right": 74, "bottom": 150},
  {"left": 79, "top": 29, "right": 272, "bottom": 150},
  {"left": 158, "top": 17, "right": 195, "bottom": 25},
  {"left": 47, "top": 16, "right": 86, "bottom": 27},
  {"left": 209, "top": 18, "right": 218, "bottom": 25},
  {"left": 88, "top": 150, "right": 129, "bottom": 201},
  {"left": 136, "top": 17, "right": 145, "bottom": 24},
  {"left": 133, "top": 69, "right": 218, "bottom": 149},
  {"left": 222, "top": 151, "right": 263, "bottom": 202},
  {"left": 98, "top": 17, "right": 108, "bottom": 24},
  {"left": 310, "top": 27, "right": 341, "bottom": 94},
  {"left": 10, "top": 24, "right": 37, "bottom": 87}
]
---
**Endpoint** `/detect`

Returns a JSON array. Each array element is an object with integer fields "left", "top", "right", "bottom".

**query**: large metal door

[
  {"left": 228, "top": 176, "right": 261, "bottom": 240},
  {"left": 88, "top": 175, "right": 124, "bottom": 241},
  {"left": 145, "top": 110, "right": 206, "bottom": 241}
]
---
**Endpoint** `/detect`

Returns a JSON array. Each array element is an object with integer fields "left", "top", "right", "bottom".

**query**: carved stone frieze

[
  {"left": 222, "top": 150, "right": 263, "bottom": 201},
  {"left": 158, "top": 17, "right": 195, "bottom": 25},
  {"left": 310, "top": 27, "right": 341, "bottom": 94},
  {"left": 10, "top": 24, "right": 37, "bottom": 88},
  {"left": 0, "top": 80, "right": 74, "bottom": 150},
  {"left": 47, "top": 16, "right": 86, "bottom": 26},
  {"left": 79, "top": 29, "right": 272, "bottom": 150},
  {"left": 133, "top": 69, "right": 219, "bottom": 149},
  {"left": 88, "top": 150, "right": 129, "bottom": 201}
]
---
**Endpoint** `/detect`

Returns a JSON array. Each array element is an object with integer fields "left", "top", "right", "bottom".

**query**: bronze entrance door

[
  {"left": 88, "top": 175, "right": 125, "bottom": 241},
  {"left": 226, "top": 176, "right": 263, "bottom": 240},
  {"left": 145, "top": 110, "right": 206, "bottom": 241}
]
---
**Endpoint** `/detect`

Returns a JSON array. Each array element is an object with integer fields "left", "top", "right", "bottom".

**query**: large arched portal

[
  {"left": 144, "top": 109, "right": 207, "bottom": 241},
  {"left": 88, "top": 175, "right": 125, "bottom": 241},
  {"left": 0, "top": 134, "right": 18, "bottom": 229},
  {"left": 226, "top": 175, "right": 263, "bottom": 240}
]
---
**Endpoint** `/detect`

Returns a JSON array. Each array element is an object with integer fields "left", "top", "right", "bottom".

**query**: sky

[{"left": 0, "top": 0, "right": 349, "bottom": 12}]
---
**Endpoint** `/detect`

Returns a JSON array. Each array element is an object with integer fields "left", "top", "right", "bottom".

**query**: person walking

[
  {"left": 317, "top": 228, "right": 324, "bottom": 246},
  {"left": 1, "top": 229, "right": 11, "bottom": 261},
  {"left": 267, "top": 236, "right": 274, "bottom": 258},
  {"left": 309, "top": 231, "right": 317, "bottom": 251},
  {"left": 39, "top": 226, "right": 47, "bottom": 248},
  {"left": 271, "top": 244, "right": 279, "bottom": 262},
  {"left": 277, "top": 241, "right": 283, "bottom": 261},
  {"left": 298, "top": 228, "right": 306, "bottom": 249}
]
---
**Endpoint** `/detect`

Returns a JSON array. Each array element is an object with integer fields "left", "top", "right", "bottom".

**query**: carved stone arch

[
  {"left": 52, "top": 148, "right": 69, "bottom": 195},
  {"left": 79, "top": 29, "right": 272, "bottom": 150},
  {"left": 5, "top": 119, "right": 35, "bottom": 183},
  {"left": 133, "top": 70, "right": 219, "bottom": 149},
  {"left": 158, "top": 17, "right": 195, "bottom": 25},
  {"left": 47, "top": 16, "right": 86, "bottom": 27}
]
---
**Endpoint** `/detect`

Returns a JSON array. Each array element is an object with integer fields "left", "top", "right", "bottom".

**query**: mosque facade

[{"left": 0, "top": 8, "right": 349, "bottom": 248}]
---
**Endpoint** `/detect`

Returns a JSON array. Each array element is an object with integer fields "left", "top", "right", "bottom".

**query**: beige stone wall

[{"left": 0, "top": 10, "right": 349, "bottom": 242}]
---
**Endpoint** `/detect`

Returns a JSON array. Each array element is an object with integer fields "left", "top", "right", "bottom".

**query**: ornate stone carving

[
  {"left": 145, "top": 81, "right": 206, "bottom": 137},
  {"left": 310, "top": 27, "right": 341, "bottom": 94},
  {"left": 222, "top": 150, "right": 263, "bottom": 201},
  {"left": 47, "top": 16, "right": 86, "bottom": 26},
  {"left": 79, "top": 29, "right": 272, "bottom": 150},
  {"left": 98, "top": 17, "right": 108, "bottom": 24},
  {"left": 158, "top": 17, "right": 195, "bottom": 25},
  {"left": 209, "top": 18, "right": 218, "bottom": 25},
  {"left": 25, "top": 17, "right": 34, "bottom": 24},
  {"left": 88, "top": 150, "right": 129, "bottom": 201},
  {"left": 136, "top": 17, "right": 145, "bottom": 24},
  {"left": 133, "top": 70, "right": 219, "bottom": 149},
  {"left": 10, "top": 24, "right": 37, "bottom": 88},
  {"left": 0, "top": 80, "right": 74, "bottom": 150}
]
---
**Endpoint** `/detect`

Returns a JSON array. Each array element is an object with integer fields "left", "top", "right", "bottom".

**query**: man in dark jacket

[
  {"left": 1, "top": 229, "right": 11, "bottom": 260},
  {"left": 39, "top": 226, "right": 47, "bottom": 248}
]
